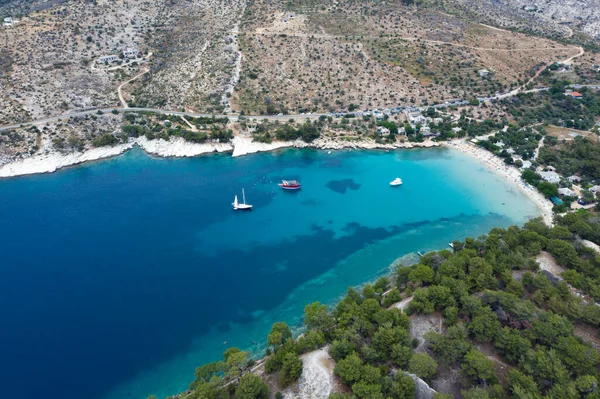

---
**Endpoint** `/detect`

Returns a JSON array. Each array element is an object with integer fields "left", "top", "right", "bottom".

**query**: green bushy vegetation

[
  {"left": 150, "top": 212, "right": 600, "bottom": 399},
  {"left": 501, "top": 83, "right": 600, "bottom": 130}
]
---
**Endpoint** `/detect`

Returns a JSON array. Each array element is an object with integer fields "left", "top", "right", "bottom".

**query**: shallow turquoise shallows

[{"left": 0, "top": 147, "right": 539, "bottom": 399}]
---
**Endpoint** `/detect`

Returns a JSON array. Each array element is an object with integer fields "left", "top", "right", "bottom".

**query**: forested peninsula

[{"left": 150, "top": 211, "right": 600, "bottom": 399}]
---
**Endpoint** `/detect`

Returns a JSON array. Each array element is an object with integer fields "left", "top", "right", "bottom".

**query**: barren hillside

[{"left": 232, "top": 0, "right": 581, "bottom": 114}]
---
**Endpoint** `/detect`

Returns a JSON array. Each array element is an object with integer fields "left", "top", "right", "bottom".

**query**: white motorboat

[
  {"left": 233, "top": 189, "right": 253, "bottom": 210},
  {"left": 390, "top": 177, "right": 402, "bottom": 186}
]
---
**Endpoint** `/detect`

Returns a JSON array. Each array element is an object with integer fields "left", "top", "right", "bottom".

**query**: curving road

[{"left": 2, "top": 83, "right": 598, "bottom": 133}]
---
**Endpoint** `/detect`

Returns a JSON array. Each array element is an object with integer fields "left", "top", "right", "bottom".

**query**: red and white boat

[{"left": 278, "top": 180, "right": 301, "bottom": 190}]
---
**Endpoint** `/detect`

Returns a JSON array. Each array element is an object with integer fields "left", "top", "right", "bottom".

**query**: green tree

[
  {"left": 391, "top": 344, "right": 413, "bottom": 368},
  {"left": 235, "top": 374, "right": 269, "bottom": 399},
  {"left": 280, "top": 352, "right": 303, "bottom": 387},
  {"left": 334, "top": 352, "right": 364, "bottom": 385},
  {"left": 519, "top": 348, "right": 570, "bottom": 387},
  {"left": 408, "top": 353, "right": 438, "bottom": 381},
  {"left": 409, "top": 264, "right": 434, "bottom": 285},
  {"left": 532, "top": 312, "right": 573, "bottom": 346},
  {"left": 352, "top": 381, "right": 384, "bottom": 399},
  {"left": 507, "top": 369, "right": 541, "bottom": 399},
  {"left": 460, "top": 349, "right": 497, "bottom": 386},
  {"left": 468, "top": 306, "right": 501, "bottom": 342},
  {"left": 304, "top": 302, "right": 335, "bottom": 332},
  {"left": 224, "top": 348, "right": 248, "bottom": 379},
  {"left": 494, "top": 327, "right": 532, "bottom": 363},
  {"left": 372, "top": 325, "right": 410, "bottom": 360},
  {"left": 575, "top": 375, "right": 598, "bottom": 395},
  {"left": 426, "top": 324, "right": 472, "bottom": 365},
  {"left": 268, "top": 322, "right": 292, "bottom": 349},
  {"left": 537, "top": 181, "right": 559, "bottom": 198},
  {"left": 383, "top": 288, "right": 402, "bottom": 307},
  {"left": 388, "top": 372, "right": 416, "bottom": 399}
]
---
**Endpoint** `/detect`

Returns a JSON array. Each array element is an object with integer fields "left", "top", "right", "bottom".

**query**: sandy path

[
  {"left": 285, "top": 348, "right": 336, "bottom": 399},
  {"left": 118, "top": 68, "right": 149, "bottom": 108}
]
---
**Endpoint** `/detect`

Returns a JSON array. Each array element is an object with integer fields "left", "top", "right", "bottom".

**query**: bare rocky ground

[
  {"left": 0, "top": 112, "right": 123, "bottom": 164},
  {"left": 233, "top": 0, "right": 580, "bottom": 114},
  {"left": 442, "top": 0, "right": 578, "bottom": 39},
  {"left": 127, "top": 0, "right": 245, "bottom": 113},
  {"left": 0, "top": 0, "right": 158, "bottom": 122}
]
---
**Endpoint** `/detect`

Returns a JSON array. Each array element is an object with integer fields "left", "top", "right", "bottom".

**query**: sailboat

[{"left": 232, "top": 188, "right": 253, "bottom": 210}]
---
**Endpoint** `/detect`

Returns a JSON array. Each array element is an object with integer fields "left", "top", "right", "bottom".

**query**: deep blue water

[{"left": 0, "top": 147, "right": 540, "bottom": 399}]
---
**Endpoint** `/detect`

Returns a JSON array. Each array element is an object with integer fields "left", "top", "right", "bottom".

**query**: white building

[
  {"left": 407, "top": 112, "right": 427, "bottom": 126},
  {"left": 520, "top": 160, "right": 532, "bottom": 170},
  {"left": 122, "top": 49, "right": 139, "bottom": 58},
  {"left": 540, "top": 171, "right": 560, "bottom": 184},
  {"left": 98, "top": 55, "right": 118, "bottom": 63},
  {"left": 568, "top": 175, "right": 581, "bottom": 183},
  {"left": 451, "top": 127, "right": 462, "bottom": 133},
  {"left": 376, "top": 126, "right": 390, "bottom": 135},
  {"left": 3, "top": 17, "right": 19, "bottom": 26},
  {"left": 479, "top": 69, "right": 491, "bottom": 78},
  {"left": 590, "top": 185, "right": 600, "bottom": 194},
  {"left": 558, "top": 188, "right": 576, "bottom": 197}
]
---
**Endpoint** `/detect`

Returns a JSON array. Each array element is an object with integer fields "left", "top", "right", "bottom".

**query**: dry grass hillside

[
  {"left": 0, "top": 0, "right": 158, "bottom": 123},
  {"left": 127, "top": 0, "right": 246, "bottom": 113},
  {"left": 232, "top": 0, "right": 581, "bottom": 114}
]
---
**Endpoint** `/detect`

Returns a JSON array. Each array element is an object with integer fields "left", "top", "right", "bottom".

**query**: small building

[
  {"left": 420, "top": 126, "right": 431, "bottom": 135},
  {"left": 566, "top": 91, "right": 583, "bottom": 98},
  {"left": 540, "top": 171, "right": 560, "bottom": 184},
  {"left": 478, "top": 69, "right": 491, "bottom": 78},
  {"left": 558, "top": 187, "right": 576, "bottom": 197},
  {"left": 122, "top": 49, "right": 139, "bottom": 58},
  {"left": 407, "top": 112, "right": 427, "bottom": 126},
  {"left": 520, "top": 160, "right": 532, "bottom": 170},
  {"left": 98, "top": 55, "right": 118, "bottom": 63},
  {"left": 590, "top": 185, "right": 600, "bottom": 194},
  {"left": 376, "top": 126, "right": 390, "bottom": 135},
  {"left": 506, "top": 148, "right": 516, "bottom": 155},
  {"left": 3, "top": 17, "right": 13, "bottom": 26},
  {"left": 568, "top": 175, "right": 582, "bottom": 183},
  {"left": 451, "top": 127, "right": 462, "bottom": 133}
]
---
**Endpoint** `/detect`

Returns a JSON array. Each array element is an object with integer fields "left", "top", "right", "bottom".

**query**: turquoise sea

[{"left": 0, "top": 147, "right": 539, "bottom": 399}]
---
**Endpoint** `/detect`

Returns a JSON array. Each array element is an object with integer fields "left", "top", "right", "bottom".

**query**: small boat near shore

[
  {"left": 233, "top": 189, "right": 252, "bottom": 210},
  {"left": 278, "top": 180, "right": 301, "bottom": 190},
  {"left": 390, "top": 177, "right": 402, "bottom": 186}
]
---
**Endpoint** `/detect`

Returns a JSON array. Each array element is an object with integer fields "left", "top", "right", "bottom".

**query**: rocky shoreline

[{"left": 0, "top": 135, "right": 441, "bottom": 178}]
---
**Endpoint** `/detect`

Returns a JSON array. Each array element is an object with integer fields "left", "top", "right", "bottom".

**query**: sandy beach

[{"left": 443, "top": 139, "right": 554, "bottom": 226}]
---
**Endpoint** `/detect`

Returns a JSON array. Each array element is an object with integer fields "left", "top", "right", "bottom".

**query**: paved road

[{"left": 1, "top": 84, "right": 599, "bottom": 133}]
